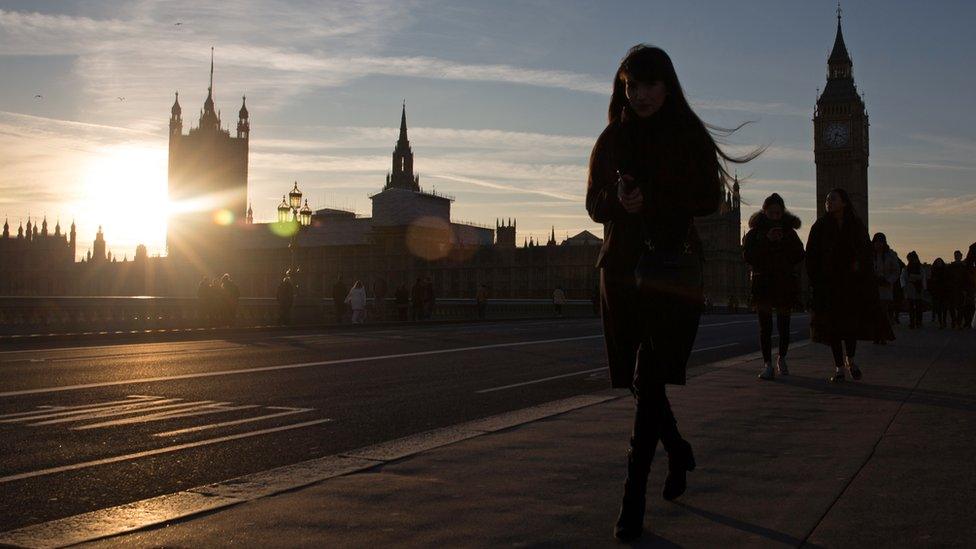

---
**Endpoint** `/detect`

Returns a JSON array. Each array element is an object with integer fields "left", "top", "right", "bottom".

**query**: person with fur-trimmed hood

[{"left": 743, "top": 193, "right": 804, "bottom": 380}]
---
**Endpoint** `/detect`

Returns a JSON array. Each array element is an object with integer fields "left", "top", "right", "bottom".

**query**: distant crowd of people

[{"left": 196, "top": 273, "right": 240, "bottom": 326}]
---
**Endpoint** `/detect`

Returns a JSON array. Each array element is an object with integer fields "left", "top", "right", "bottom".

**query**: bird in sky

[
  {"left": 117, "top": 96, "right": 126, "bottom": 102},
  {"left": 33, "top": 94, "right": 42, "bottom": 99},
  {"left": 174, "top": 21, "right": 182, "bottom": 26}
]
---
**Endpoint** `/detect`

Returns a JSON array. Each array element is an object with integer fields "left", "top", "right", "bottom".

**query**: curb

[
  {"left": 0, "top": 345, "right": 776, "bottom": 548},
  {"left": 0, "top": 393, "right": 620, "bottom": 548}
]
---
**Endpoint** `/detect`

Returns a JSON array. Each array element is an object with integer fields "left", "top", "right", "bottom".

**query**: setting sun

[{"left": 75, "top": 145, "right": 169, "bottom": 257}]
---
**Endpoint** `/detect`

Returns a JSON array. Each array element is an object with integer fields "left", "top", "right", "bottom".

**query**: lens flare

[{"left": 213, "top": 209, "right": 235, "bottom": 226}]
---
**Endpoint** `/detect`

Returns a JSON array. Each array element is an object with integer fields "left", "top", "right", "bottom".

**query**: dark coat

[
  {"left": 587, "top": 115, "right": 723, "bottom": 387},
  {"left": 743, "top": 211, "right": 804, "bottom": 309},
  {"left": 805, "top": 214, "right": 894, "bottom": 343}
]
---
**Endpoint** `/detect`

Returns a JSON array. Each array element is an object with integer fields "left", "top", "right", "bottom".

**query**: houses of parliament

[{"left": 15, "top": 23, "right": 885, "bottom": 303}]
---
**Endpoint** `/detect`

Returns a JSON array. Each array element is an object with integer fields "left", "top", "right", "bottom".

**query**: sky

[{"left": 0, "top": 0, "right": 974, "bottom": 262}]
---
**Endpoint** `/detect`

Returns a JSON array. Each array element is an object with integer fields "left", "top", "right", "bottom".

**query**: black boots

[
  {"left": 614, "top": 445, "right": 650, "bottom": 541},
  {"left": 662, "top": 439, "right": 696, "bottom": 501}
]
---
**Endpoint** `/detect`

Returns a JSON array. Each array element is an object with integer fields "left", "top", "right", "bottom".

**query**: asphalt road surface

[{"left": 0, "top": 313, "right": 808, "bottom": 531}]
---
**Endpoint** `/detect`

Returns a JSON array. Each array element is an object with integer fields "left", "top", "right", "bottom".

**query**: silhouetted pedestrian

[
  {"left": 743, "top": 193, "right": 804, "bottom": 379},
  {"left": 197, "top": 275, "right": 212, "bottom": 325},
  {"left": 929, "top": 258, "right": 949, "bottom": 328},
  {"left": 332, "top": 276, "right": 347, "bottom": 324},
  {"left": 901, "top": 251, "right": 926, "bottom": 329},
  {"left": 395, "top": 283, "right": 409, "bottom": 321},
  {"left": 476, "top": 284, "right": 488, "bottom": 319},
  {"left": 423, "top": 277, "right": 436, "bottom": 319},
  {"left": 963, "top": 243, "right": 976, "bottom": 328},
  {"left": 345, "top": 280, "right": 367, "bottom": 324},
  {"left": 871, "top": 233, "right": 900, "bottom": 342},
  {"left": 276, "top": 272, "right": 295, "bottom": 325},
  {"left": 806, "top": 188, "right": 893, "bottom": 383},
  {"left": 553, "top": 286, "right": 566, "bottom": 316},
  {"left": 219, "top": 273, "right": 239, "bottom": 326},
  {"left": 891, "top": 252, "right": 905, "bottom": 324},
  {"left": 587, "top": 45, "right": 757, "bottom": 541}
]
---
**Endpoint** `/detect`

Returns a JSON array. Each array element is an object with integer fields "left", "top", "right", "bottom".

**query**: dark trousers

[
  {"left": 624, "top": 382, "right": 683, "bottom": 493},
  {"left": 333, "top": 303, "right": 345, "bottom": 324},
  {"left": 477, "top": 303, "right": 487, "bottom": 319},
  {"left": 830, "top": 337, "right": 857, "bottom": 368},
  {"left": 278, "top": 302, "right": 292, "bottom": 325},
  {"left": 932, "top": 299, "right": 947, "bottom": 327},
  {"left": 908, "top": 299, "right": 924, "bottom": 327},
  {"left": 757, "top": 306, "right": 791, "bottom": 362}
]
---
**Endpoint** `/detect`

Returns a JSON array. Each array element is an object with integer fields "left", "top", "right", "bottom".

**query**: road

[{"left": 0, "top": 313, "right": 808, "bottom": 532}]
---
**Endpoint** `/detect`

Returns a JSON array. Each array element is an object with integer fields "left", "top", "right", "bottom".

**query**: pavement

[
  {"left": 40, "top": 322, "right": 973, "bottom": 547},
  {"left": 0, "top": 315, "right": 793, "bottom": 536}
]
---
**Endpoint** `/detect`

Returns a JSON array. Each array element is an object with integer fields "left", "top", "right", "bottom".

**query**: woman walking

[
  {"left": 743, "top": 193, "right": 804, "bottom": 380},
  {"left": 586, "top": 44, "right": 756, "bottom": 541},
  {"left": 929, "top": 258, "right": 949, "bottom": 329},
  {"left": 345, "top": 280, "right": 367, "bottom": 324},
  {"left": 871, "top": 233, "right": 900, "bottom": 343},
  {"left": 806, "top": 189, "right": 893, "bottom": 383},
  {"left": 902, "top": 251, "right": 926, "bottom": 329}
]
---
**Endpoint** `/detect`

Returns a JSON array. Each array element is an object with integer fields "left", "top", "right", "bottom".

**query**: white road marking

[
  {"left": 154, "top": 407, "right": 315, "bottom": 437},
  {"left": 1, "top": 398, "right": 185, "bottom": 424},
  {"left": 692, "top": 342, "right": 740, "bottom": 352},
  {"left": 1, "top": 335, "right": 606, "bottom": 398},
  {"left": 476, "top": 342, "right": 741, "bottom": 393},
  {"left": 74, "top": 404, "right": 260, "bottom": 430},
  {"left": 0, "top": 396, "right": 164, "bottom": 420},
  {"left": 476, "top": 368, "right": 607, "bottom": 393},
  {"left": 0, "top": 341, "right": 242, "bottom": 357},
  {"left": 29, "top": 400, "right": 213, "bottom": 426},
  {"left": 0, "top": 419, "right": 333, "bottom": 484}
]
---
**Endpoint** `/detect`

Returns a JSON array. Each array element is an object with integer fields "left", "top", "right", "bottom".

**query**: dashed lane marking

[
  {"left": 154, "top": 407, "right": 313, "bottom": 437},
  {"left": 0, "top": 335, "right": 606, "bottom": 398}
]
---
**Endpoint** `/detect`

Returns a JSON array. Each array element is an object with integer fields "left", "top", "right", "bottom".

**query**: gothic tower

[
  {"left": 166, "top": 48, "right": 250, "bottom": 283},
  {"left": 814, "top": 6, "right": 870, "bottom": 226},
  {"left": 386, "top": 102, "right": 420, "bottom": 191}
]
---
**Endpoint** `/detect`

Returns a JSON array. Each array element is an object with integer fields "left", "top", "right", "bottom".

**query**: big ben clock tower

[{"left": 814, "top": 6, "right": 869, "bottom": 226}]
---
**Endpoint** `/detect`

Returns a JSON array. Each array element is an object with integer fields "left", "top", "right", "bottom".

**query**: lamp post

[{"left": 278, "top": 181, "right": 313, "bottom": 276}]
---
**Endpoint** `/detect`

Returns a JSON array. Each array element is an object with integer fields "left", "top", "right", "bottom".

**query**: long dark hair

[
  {"left": 826, "top": 187, "right": 861, "bottom": 224},
  {"left": 608, "top": 44, "right": 761, "bottom": 188}
]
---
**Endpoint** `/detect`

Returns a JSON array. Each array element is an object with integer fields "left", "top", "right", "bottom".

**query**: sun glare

[{"left": 76, "top": 145, "right": 169, "bottom": 255}]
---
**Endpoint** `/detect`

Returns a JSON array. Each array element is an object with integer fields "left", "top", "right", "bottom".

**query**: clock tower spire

[{"left": 814, "top": 4, "right": 870, "bottom": 226}]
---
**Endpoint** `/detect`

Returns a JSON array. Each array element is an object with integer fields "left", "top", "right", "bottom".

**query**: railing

[{"left": 0, "top": 296, "right": 598, "bottom": 336}]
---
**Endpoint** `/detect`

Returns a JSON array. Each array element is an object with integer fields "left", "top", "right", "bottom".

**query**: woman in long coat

[
  {"left": 587, "top": 44, "right": 756, "bottom": 541},
  {"left": 871, "top": 233, "right": 901, "bottom": 342},
  {"left": 743, "top": 193, "right": 804, "bottom": 380},
  {"left": 901, "top": 251, "right": 927, "bottom": 328},
  {"left": 929, "top": 258, "right": 949, "bottom": 329},
  {"left": 806, "top": 188, "right": 894, "bottom": 382}
]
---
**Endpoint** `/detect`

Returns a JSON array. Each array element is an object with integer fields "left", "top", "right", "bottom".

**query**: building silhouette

[
  {"left": 0, "top": 64, "right": 748, "bottom": 305},
  {"left": 167, "top": 48, "right": 249, "bottom": 286},
  {"left": 814, "top": 7, "right": 869, "bottom": 225}
]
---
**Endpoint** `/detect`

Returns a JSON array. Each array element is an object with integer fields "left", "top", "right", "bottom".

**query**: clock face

[{"left": 823, "top": 122, "right": 850, "bottom": 148}]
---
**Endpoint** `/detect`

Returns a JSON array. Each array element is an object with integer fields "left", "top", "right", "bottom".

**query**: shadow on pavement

[
  {"left": 673, "top": 502, "right": 817, "bottom": 547},
  {"left": 774, "top": 375, "right": 976, "bottom": 412}
]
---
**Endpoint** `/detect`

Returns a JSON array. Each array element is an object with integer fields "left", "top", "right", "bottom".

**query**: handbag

[{"left": 634, "top": 225, "right": 703, "bottom": 303}]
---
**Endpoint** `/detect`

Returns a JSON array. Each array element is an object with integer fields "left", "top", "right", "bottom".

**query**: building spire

[
  {"left": 209, "top": 46, "right": 214, "bottom": 95},
  {"left": 828, "top": 4, "right": 852, "bottom": 69},
  {"left": 398, "top": 100, "right": 408, "bottom": 143}
]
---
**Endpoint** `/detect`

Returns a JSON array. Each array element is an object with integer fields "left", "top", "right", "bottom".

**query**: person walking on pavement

[
  {"left": 901, "top": 251, "right": 927, "bottom": 329},
  {"left": 423, "top": 277, "right": 436, "bottom": 320},
  {"left": 962, "top": 244, "right": 976, "bottom": 329},
  {"left": 806, "top": 188, "right": 894, "bottom": 383},
  {"left": 553, "top": 286, "right": 567, "bottom": 317},
  {"left": 929, "top": 258, "right": 950, "bottom": 329},
  {"left": 891, "top": 251, "right": 906, "bottom": 325},
  {"left": 871, "top": 233, "right": 900, "bottom": 342},
  {"left": 219, "top": 273, "right": 240, "bottom": 326},
  {"left": 276, "top": 271, "right": 295, "bottom": 325},
  {"left": 743, "top": 193, "right": 804, "bottom": 380},
  {"left": 332, "top": 276, "right": 347, "bottom": 324},
  {"left": 587, "top": 45, "right": 758, "bottom": 541},
  {"left": 476, "top": 284, "right": 489, "bottom": 320},
  {"left": 345, "top": 280, "right": 367, "bottom": 324},
  {"left": 197, "top": 275, "right": 213, "bottom": 325}
]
